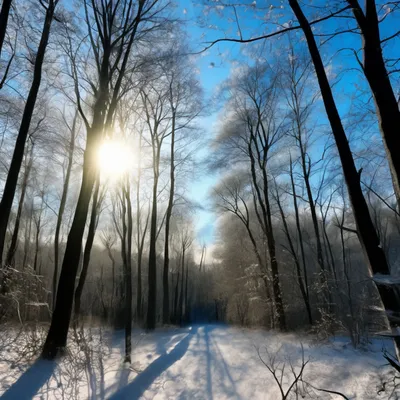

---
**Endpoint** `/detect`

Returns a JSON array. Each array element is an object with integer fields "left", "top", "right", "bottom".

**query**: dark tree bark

[
  {"left": 274, "top": 175, "right": 312, "bottom": 325},
  {"left": 0, "top": 0, "right": 57, "bottom": 269},
  {"left": 114, "top": 179, "right": 132, "bottom": 360},
  {"left": 163, "top": 106, "right": 176, "bottom": 324},
  {"left": 4, "top": 143, "right": 34, "bottom": 269},
  {"left": 248, "top": 126, "right": 286, "bottom": 331},
  {"left": 42, "top": 136, "right": 98, "bottom": 358},
  {"left": 0, "top": 0, "right": 12, "bottom": 59},
  {"left": 136, "top": 199, "right": 148, "bottom": 323},
  {"left": 42, "top": 0, "right": 153, "bottom": 359},
  {"left": 289, "top": 0, "right": 400, "bottom": 355},
  {"left": 184, "top": 260, "right": 189, "bottom": 321},
  {"left": 173, "top": 271, "right": 180, "bottom": 323},
  {"left": 346, "top": 0, "right": 400, "bottom": 206},
  {"left": 73, "top": 174, "right": 101, "bottom": 318},
  {"left": 33, "top": 210, "right": 42, "bottom": 273},
  {"left": 146, "top": 142, "right": 160, "bottom": 330},
  {"left": 124, "top": 176, "right": 133, "bottom": 362},
  {"left": 177, "top": 231, "right": 192, "bottom": 325},
  {"left": 142, "top": 86, "right": 166, "bottom": 331},
  {"left": 288, "top": 158, "right": 309, "bottom": 299},
  {"left": 178, "top": 246, "right": 185, "bottom": 326},
  {"left": 21, "top": 201, "right": 33, "bottom": 270},
  {"left": 101, "top": 230, "right": 116, "bottom": 310},
  {"left": 53, "top": 112, "right": 77, "bottom": 308}
]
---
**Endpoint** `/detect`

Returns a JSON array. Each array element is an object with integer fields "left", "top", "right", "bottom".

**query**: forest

[{"left": 0, "top": 0, "right": 400, "bottom": 398}]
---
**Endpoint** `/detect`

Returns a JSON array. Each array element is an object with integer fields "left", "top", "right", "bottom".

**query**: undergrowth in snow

[{"left": 0, "top": 324, "right": 397, "bottom": 399}]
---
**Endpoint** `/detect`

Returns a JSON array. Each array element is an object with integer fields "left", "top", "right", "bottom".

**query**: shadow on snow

[
  {"left": 1, "top": 358, "right": 57, "bottom": 400},
  {"left": 109, "top": 325, "right": 199, "bottom": 400}
]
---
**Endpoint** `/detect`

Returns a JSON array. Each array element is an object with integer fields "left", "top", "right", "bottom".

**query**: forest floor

[{"left": 0, "top": 324, "right": 397, "bottom": 399}]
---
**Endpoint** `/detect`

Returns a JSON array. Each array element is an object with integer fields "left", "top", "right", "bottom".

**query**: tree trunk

[
  {"left": 5, "top": 144, "right": 34, "bottom": 269},
  {"left": 178, "top": 248, "right": 185, "bottom": 326},
  {"left": 289, "top": 0, "right": 400, "bottom": 356},
  {"left": 0, "top": 1, "right": 56, "bottom": 268},
  {"left": 135, "top": 138, "right": 144, "bottom": 322},
  {"left": 173, "top": 271, "right": 180, "bottom": 323},
  {"left": 184, "top": 260, "right": 189, "bottom": 322},
  {"left": 124, "top": 176, "right": 133, "bottom": 363},
  {"left": 163, "top": 108, "right": 176, "bottom": 324},
  {"left": 295, "top": 118, "right": 326, "bottom": 277},
  {"left": 73, "top": 174, "right": 100, "bottom": 318},
  {"left": 53, "top": 112, "right": 77, "bottom": 308},
  {"left": 347, "top": 0, "right": 400, "bottom": 206},
  {"left": 41, "top": 132, "right": 98, "bottom": 359},
  {"left": 275, "top": 180, "right": 312, "bottom": 325},
  {"left": 248, "top": 133, "right": 286, "bottom": 330},
  {"left": 33, "top": 215, "right": 41, "bottom": 273},
  {"left": 289, "top": 158, "right": 310, "bottom": 300},
  {"left": 22, "top": 204, "right": 33, "bottom": 270},
  {"left": 146, "top": 140, "right": 160, "bottom": 330},
  {"left": 0, "top": 0, "right": 12, "bottom": 59}
]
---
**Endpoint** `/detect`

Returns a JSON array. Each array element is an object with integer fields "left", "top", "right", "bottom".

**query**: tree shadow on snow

[
  {"left": 203, "top": 325, "right": 242, "bottom": 400},
  {"left": 109, "top": 326, "right": 199, "bottom": 400},
  {"left": 204, "top": 325, "right": 215, "bottom": 400},
  {"left": 1, "top": 358, "right": 57, "bottom": 400}
]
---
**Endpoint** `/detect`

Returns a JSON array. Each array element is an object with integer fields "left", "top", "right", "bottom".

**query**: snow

[
  {"left": 373, "top": 273, "right": 400, "bottom": 285},
  {"left": 0, "top": 324, "right": 397, "bottom": 399}
]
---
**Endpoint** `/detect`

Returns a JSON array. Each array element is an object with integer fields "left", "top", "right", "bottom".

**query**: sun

[{"left": 97, "top": 140, "right": 135, "bottom": 180}]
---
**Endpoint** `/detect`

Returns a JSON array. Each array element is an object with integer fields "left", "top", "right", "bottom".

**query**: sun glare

[{"left": 97, "top": 140, "right": 135, "bottom": 180}]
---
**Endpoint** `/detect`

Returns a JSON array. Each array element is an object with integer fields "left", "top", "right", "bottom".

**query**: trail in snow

[{"left": 0, "top": 324, "right": 396, "bottom": 399}]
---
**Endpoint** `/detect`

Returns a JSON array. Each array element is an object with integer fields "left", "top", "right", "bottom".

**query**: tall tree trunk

[
  {"left": 42, "top": 31, "right": 114, "bottom": 358},
  {"left": 33, "top": 215, "right": 41, "bottom": 273},
  {"left": 146, "top": 141, "right": 160, "bottom": 330},
  {"left": 0, "top": 0, "right": 12, "bottom": 59},
  {"left": 347, "top": 0, "right": 400, "bottom": 205},
  {"left": 184, "top": 260, "right": 189, "bottom": 322},
  {"left": 295, "top": 117, "right": 326, "bottom": 275},
  {"left": 5, "top": 144, "right": 34, "bottom": 269},
  {"left": 0, "top": 0, "right": 56, "bottom": 268},
  {"left": 73, "top": 174, "right": 101, "bottom": 318},
  {"left": 178, "top": 248, "right": 185, "bottom": 326},
  {"left": 248, "top": 133, "right": 286, "bottom": 330},
  {"left": 289, "top": 0, "right": 400, "bottom": 356},
  {"left": 163, "top": 108, "right": 176, "bottom": 324},
  {"left": 275, "top": 180, "right": 312, "bottom": 325},
  {"left": 136, "top": 136, "right": 148, "bottom": 323},
  {"left": 289, "top": 157, "right": 309, "bottom": 299},
  {"left": 136, "top": 207, "right": 148, "bottom": 323},
  {"left": 173, "top": 271, "right": 180, "bottom": 323},
  {"left": 22, "top": 204, "right": 33, "bottom": 270},
  {"left": 41, "top": 131, "right": 98, "bottom": 359},
  {"left": 124, "top": 176, "right": 133, "bottom": 363},
  {"left": 53, "top": 112, "right": 77, "bottom": 308}
]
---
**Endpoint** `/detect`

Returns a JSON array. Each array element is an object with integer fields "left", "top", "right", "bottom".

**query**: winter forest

[{"left": 1, "top": 0, "right": 400, "bottom": 398}]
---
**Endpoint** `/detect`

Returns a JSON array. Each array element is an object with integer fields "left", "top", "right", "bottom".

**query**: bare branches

[
  {"left": 257, "top": 344, "right": 309, "bottom": 400},
  {"left": 196, "top": 5, "right": 352, "bottom": 54}
]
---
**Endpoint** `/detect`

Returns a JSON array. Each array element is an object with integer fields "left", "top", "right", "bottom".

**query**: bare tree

[
  {"left": 42, "top": 0, "right": 166, "bottom": 359},
  {"left": 0, "top": 0, "right": 59, "bottom": 271},
  {"left": 346, "top": 0, "right": 400, "bottom": 205},
  {"left": 53, "top": 110, "right": 78, "bottom": 308},
  {"left": 288, "top": 0, "right": 400, "bottom": 356},
  {"left": 0, "top": 0, "right": 13, "bottom": 60},
  {"left": 178, "top": 223, "right": 193, "bottom": 325},
  {"left": 4, "top": 141, "right": 34, "bottom": 269},
  {"left": 140, "top": 79, "right": 171, "bottom": 330}
]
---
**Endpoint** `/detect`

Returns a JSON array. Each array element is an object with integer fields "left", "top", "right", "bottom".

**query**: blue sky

[{"left": 178, "top": 0, "right": 400, "bottom": 248}]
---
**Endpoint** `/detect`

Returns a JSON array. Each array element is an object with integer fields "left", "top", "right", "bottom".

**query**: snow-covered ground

[{"left": 0, "top": 324, "right": 397, "bottom": 399}]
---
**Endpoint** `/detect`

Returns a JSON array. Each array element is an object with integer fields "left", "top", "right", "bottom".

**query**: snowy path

[{"left": 0, "top": 324, "right": 395, "bottom": 399}]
